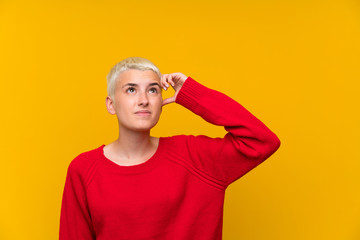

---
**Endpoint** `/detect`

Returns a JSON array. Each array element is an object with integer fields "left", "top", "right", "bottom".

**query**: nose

[{"left": 138, "top": 91, "right": 149, "bottom": 106}]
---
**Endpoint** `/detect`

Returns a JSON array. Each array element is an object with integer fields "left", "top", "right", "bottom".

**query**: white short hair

[{"left": 106, "top": 57, "right": 161, "bottom": 100}]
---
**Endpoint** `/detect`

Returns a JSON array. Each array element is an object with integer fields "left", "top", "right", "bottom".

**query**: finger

[
  {"left": 162, "top": 74, "right": 169, "bottom": 88},
  {"left": 160, "top": 74, "right": 165, "bottom": 85},
  {"left": 168, "top": 79, "right": 175, "bottom": 87},
  {"left": 167, "top": 75, "right": 175, "bottom": 87},
  {"left": 161, "top": 82, "right": 167, "bottom": 91},
  {"left": 161, "top": 74, "right": 169, "bottom": 90},
  {"left": 165, "top": 75, "right": 170, "bottom": 88}
]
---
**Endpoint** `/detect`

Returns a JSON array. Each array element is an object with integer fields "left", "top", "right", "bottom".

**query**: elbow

[
  {"left": 259, "top": 133, "right": 281, "bottom": 161},
  {"left": 272, "top": 134, "right": 281, "bottom": 151}
]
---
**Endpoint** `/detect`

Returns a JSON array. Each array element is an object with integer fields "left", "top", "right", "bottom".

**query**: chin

[{"left": 130, "top": 122, "right": 158, "bottom": 132}]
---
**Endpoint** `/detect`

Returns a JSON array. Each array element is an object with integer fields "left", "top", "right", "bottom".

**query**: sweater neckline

[{"left": 98, "top": 137, "right": 165, "bottom": 174}]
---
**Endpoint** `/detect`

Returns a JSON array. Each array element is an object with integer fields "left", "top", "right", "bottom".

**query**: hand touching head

[{"left": 160, "top": 72, "right": 188, "bottom": 106}]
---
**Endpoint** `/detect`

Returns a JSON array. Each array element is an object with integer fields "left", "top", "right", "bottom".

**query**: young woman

[{"left": 59, "top": 57, "right": 281, "bottom": 240}]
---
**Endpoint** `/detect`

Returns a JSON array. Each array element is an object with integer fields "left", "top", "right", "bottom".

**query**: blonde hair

[{"left": 106, "top": 57, "right": 161, "bottom": 101}]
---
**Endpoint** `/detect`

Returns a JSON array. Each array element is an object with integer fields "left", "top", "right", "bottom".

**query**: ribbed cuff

[{"left": 175, "top": 76, "right": 208, "bottom": 114}]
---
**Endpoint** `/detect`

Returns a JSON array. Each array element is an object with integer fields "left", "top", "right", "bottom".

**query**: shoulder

[
  {"left": 66, "top": 145, "right": 103, "bottom": 176},
  {"left": 166, "top": 134, "right": 217, "bottom": 143},
  {"left": 163, "top": 134, "right": 215, "bottom": 153},
  {"left": 165, "top": 134, "right": 215, "bottom": 143},
  {"left": 164, "top": 134, "right": 190, "bottom": 145}
]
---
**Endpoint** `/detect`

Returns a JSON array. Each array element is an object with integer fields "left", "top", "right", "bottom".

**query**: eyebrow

[{"left": 122, "top": 82, "right": 161, "bottom": 89}]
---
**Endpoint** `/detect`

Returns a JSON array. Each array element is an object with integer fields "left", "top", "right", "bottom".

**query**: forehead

[{"left": 116, "top": 69, "right": 160, "bottom": 85}]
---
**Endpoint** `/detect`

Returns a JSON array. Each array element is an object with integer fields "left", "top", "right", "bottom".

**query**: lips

[
  {"left": 135, "top": 110, "right": 151, "bottom": 114},
  {"left": 135, "top": 110, "right": 151, "bottom": 116}
]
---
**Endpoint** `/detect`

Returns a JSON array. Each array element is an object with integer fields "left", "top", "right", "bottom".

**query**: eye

[
  {"left": 149, "top": 87, "right": 158, "bottom": 93},
  {"left": 127, "top": 87, "right": 135, "bottom": 93}
]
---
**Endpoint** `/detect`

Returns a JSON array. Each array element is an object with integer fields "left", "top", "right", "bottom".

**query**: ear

[{"left": 105, "top": 96, "right": 116, "bottom": 115}]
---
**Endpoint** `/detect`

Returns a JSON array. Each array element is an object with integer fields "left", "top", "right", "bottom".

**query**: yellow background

[{"left": 1, "top": 0, "right": 359, "bottom": 239}]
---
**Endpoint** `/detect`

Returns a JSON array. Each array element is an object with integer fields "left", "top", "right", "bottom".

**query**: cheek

[
  {"left": 154, "top": 96, "right": 163, "bottom": 105},
  {"left": 115, "top": 99, "right": 131, "bottom": 112}
]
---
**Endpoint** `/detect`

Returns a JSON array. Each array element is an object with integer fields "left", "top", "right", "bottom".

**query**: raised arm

[{"left": 161, "top": 73, "right": 281, "bottom": 187}]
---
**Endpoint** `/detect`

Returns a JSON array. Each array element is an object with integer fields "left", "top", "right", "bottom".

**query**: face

[{"left": 106, "top": 69, "right": 163, "bottom": 132}]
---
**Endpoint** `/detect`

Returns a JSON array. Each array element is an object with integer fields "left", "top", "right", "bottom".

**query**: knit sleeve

[
  {"left": 59, "top": 156, "right": 96, "bottom": 240},
  {"left": 175, "top": 76, "right": 281, "bottom": 187}
]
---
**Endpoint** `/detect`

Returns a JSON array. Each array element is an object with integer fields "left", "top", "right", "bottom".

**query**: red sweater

[{"left": 59, "top": 76, "right": 281, "bottom": 240}]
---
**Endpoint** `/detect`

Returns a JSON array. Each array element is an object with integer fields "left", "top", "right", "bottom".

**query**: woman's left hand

[{"left": 161, "top": 72, "right": 188, "bottom": 106}]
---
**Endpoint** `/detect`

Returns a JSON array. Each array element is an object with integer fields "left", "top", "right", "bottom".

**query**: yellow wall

[{"left": 1, "top": 0, "right": 359, "bottom": 239}]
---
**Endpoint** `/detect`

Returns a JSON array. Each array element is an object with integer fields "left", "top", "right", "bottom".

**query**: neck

[{"left": 112, "top": 127, "right": 154, "bottom": 160}]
